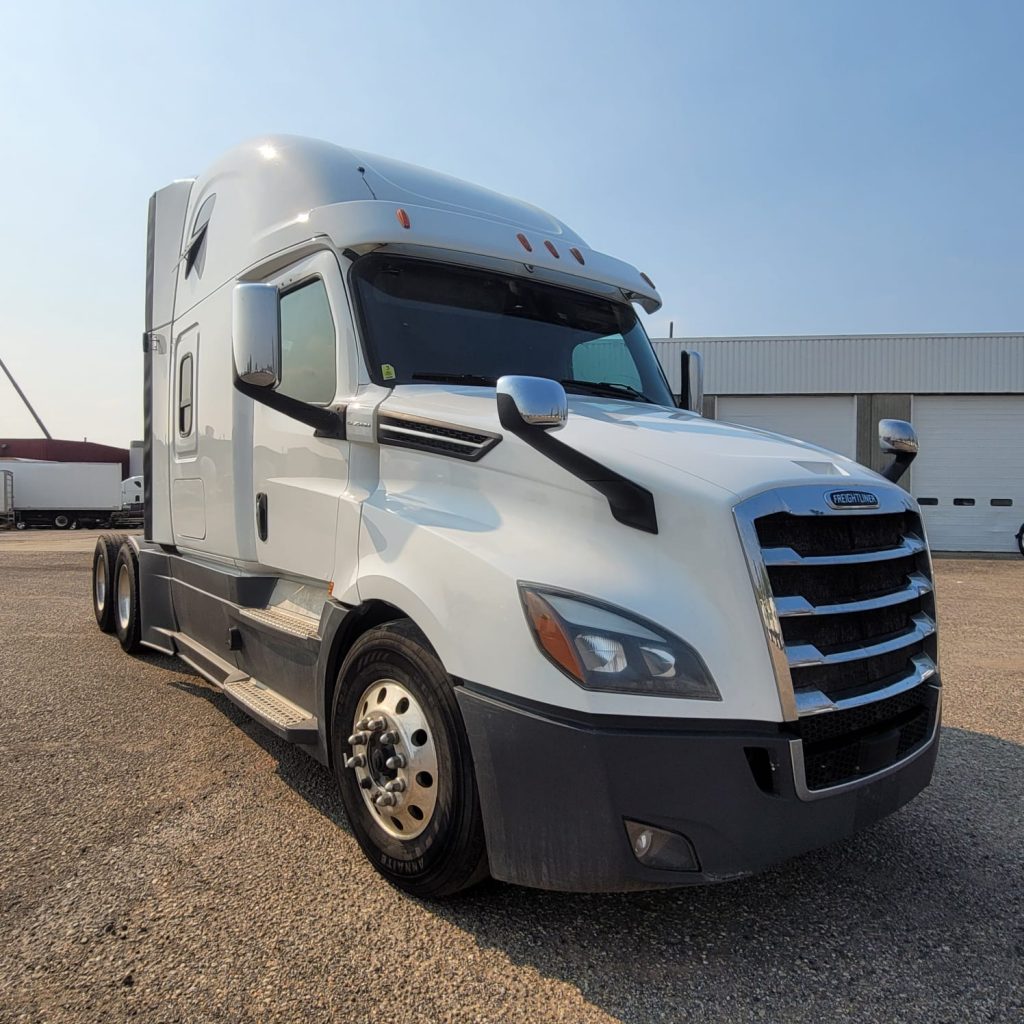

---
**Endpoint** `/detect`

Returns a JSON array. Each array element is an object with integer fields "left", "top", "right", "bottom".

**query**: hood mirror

[
  {"left": 232, "top": 283, "right": 281, "bottom": 388},
  {"left": 878, "top": 419, "right": 918, "bottom": 483},
  {"left": 496, "top": 376, "right": 568, "bottom": 431}
]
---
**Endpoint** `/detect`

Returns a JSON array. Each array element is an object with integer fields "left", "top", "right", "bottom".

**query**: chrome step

[
  {"left": 221, "top": 678, "right": 319, "bottom": 744},
  {"left": 238, "top": 606, "right": 321, "bottom": 640}
]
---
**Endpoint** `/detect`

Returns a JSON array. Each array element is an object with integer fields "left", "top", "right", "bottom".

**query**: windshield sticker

[{"left": 381, "top": 363, "right": 396, "bottom": 381}]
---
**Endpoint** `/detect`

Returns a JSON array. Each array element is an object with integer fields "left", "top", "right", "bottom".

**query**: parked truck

[
  {"left": 90, "top": 136, "right": 940, "bottom": 897},
  {"left": 9, "top": 460, "right": 121, "bottom": 530}
]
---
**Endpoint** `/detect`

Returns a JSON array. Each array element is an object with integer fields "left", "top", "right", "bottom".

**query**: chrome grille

[{"left": 734, "top": 484, "right": 941, "bottom": 792}]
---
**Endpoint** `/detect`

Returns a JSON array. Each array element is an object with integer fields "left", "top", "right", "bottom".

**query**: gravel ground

[{"left": 0, "top": 532, "right": 1022, "bottom": 1023}]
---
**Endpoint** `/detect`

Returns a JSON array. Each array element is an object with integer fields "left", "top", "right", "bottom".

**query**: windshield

[{"left": 350, "top": 254, "right": 675, "bottom": 406}]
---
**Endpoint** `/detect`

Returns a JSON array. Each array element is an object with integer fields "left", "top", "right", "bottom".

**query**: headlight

[{"left": 519, "top": 584, "right": 721, "bottom": 700}]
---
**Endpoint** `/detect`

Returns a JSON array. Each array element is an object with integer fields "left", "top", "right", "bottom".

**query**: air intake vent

[{"left": 377, "top": 414, "right": 501, "bottom": 462}]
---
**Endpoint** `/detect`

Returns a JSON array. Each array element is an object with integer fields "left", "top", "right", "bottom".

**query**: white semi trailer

[
  {"left": 9, "top": 461, "right": 121, "bottom": 530},
  {"left": 91, "top": 136, "right": 940, "bottom": 896}
]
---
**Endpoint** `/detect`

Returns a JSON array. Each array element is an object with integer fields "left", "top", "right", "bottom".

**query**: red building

[{"left": 0, "top": 439, "right": 130, "bottom": 478}]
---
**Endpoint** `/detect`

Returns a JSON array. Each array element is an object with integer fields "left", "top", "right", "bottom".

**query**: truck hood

[{"left": 381, "top": 385, "right": 880, "bottom": 500}]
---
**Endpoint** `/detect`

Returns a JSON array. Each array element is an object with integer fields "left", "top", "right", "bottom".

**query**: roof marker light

[
  {"left": 544, "top": 240, "right": 560, "bottom": 258},
  {"left": 396, "top": 208, "right": 411, "bottom": 229},
  {"left": 516, "top": 232, "right": 533, "bottom": 253},
  {"left": 570, "top": 247, "right": 585, "bottom": 265},
  {"left": 640, "top": 272, "right": 656, "bottom": 289}
]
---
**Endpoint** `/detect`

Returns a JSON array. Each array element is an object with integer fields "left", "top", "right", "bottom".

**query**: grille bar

[
  {"left": 762, "top": 534, "right": 925, "bottom": 567},
  {"left": 775, "top": 572, "right": 932, "bottom": 618},
  {"left": 786, "top": 612, "right": 935, "bottom": 668},
  {"left": 794, "top": 653, "right": 937, "bottom": 716}
]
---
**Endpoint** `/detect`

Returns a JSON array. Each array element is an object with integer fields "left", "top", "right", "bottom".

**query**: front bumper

[{"left": 456, "top": 682, "right": 941, "bottom": 892}]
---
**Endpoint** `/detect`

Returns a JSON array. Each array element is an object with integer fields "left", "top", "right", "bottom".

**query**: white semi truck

[
  {"left": 8, "top": 460, "right": 122, "bottom": 530},
  {"left": 90, "top": 136, "right": 940, "bottom": 896}
]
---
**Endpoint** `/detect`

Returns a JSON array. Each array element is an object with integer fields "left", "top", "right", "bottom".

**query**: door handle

[{"left": 256, "top": 492, "right": 268, "bottom": 542}]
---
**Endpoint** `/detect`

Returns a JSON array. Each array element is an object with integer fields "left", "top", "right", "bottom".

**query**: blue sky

[{"left": 1, "top": 0, "right": 1021, "bottom": 445}]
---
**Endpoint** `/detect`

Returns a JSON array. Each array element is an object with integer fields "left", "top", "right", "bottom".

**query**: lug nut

[
  {"left": 385, "top": 754, "right": 406, "bottom": 770},
  {"left": 379, "top": 730, "right": 400, "bottom": 745},
  {"left": 347, "top": 731, "right": 370, "bottom": 746},
  {"left": 344, "top": 754, "right": 366, "bottom": 769},
  {"left": 375, "top": 792, "right": 398, "bottom": 807},
  {"left": 365, "top": 716, "right": 386, "bottom": 732},
  {"left": 384, "top": 779, "right": 406, "bottom": 793}
]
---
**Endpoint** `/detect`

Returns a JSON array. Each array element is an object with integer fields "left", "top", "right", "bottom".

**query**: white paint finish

[
  {"left": 171, "top": 478, "right": 206, "bottom": 539},
  {"left": 3, "top": 461, "right": 121, "bottom": 510},
  {"left": 716, "top": 395, "right": 858, "bottom": 460},
  {"left": 166, "top": 135, "right": 659, "bottom": 324},
  {"left": 652, "top": 334, "right": 1024, "bottom": 396},
  {"left": 911, "top": 395, "right": 1024, "bottom": 552},
  {"left": 147, "top": 180, "right": 193, "bottom": 331},
  {"left": 248, "top": 251, "right": 357, "bottom": 583}
]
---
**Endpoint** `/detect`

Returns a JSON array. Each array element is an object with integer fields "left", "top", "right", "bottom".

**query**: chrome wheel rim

[
  {"left": 116, "top": 563, "right": 131, "bottom": 632},
  {"left": 347, "top": 678, "right": 439, "bottom": 840},
  {"left": 94, "top": 553, "right": 106, "bottom": 612}
]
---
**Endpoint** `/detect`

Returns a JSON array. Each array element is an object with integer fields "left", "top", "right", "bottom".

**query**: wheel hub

[{"left": 346, "top": 679, "right": 438, "bottom": 840}]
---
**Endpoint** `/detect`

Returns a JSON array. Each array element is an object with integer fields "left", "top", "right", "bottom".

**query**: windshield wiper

[
  {"left": 560, "top": 379, "right": 653, "bottom": 403},
  {"left": 411, "top": 372, "right": 497, "bottom": 386}
]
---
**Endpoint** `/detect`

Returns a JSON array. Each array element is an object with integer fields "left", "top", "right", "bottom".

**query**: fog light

[{"left": 624, "top": 820, "right": 700, "bottom": 872}]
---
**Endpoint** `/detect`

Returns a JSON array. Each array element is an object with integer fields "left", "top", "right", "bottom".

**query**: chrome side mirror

[
  {"left": 496, "top": 376, "right": 568, "bottom": 431},
  {"left": 680, "top": 350, "right": 704, "bottom": 414},
  {"left": 878, "top": 418, "right": 918, "bottom": 483},
  {"left": 232, "top": 283, "right": 280, "bottom": 388},
  {"left": 878, "top": 419, "right": 919, "bottom": 455}
]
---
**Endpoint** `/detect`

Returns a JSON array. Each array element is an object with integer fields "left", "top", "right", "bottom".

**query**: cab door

[{"left": 251, "top": 251, "right": 353, "bottom": 583}]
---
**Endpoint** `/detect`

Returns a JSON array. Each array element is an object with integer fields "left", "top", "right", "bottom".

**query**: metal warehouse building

[{"left": 651, "top": 333, "right": 1024, "bottom": 553}]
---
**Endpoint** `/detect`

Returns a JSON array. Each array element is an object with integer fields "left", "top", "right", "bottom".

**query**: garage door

[
  {"left": 716, "top": 396, "right": 857, "bottom": 458},
  {"left": 910, "top": 396, "right": 1024, "bottom": 553}
]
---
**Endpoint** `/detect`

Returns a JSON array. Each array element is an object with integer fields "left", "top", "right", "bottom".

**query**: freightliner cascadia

[{"left": 90, "top": 136, "right": 939, "bottom": 896}]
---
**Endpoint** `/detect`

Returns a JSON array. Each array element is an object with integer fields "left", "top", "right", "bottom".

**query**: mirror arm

[
  {"left": 882, "top": 450, "right": 916, "bottom": 484},
  {"left": 498, "top": 394, "right": 658, "bottom": 534},
  {"left": 233, "top": 379, "right": 347, "bottom": 440}
]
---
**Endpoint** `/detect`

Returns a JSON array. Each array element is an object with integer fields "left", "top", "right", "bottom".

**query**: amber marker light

[
  {"left": 396, "top": 208, "right": 411, "bottom": 229},
  {"left": 522, "top": 590, "right": 583, "bottom": 682},
  {"left": 516, "top": 232, "right": 533, "bottom": 252},
  {"left": 544, "top": 240, "right": 560, "bottom": 258},
  {"left": 570, "top": 247, "right": 585, "bottom": 265},
  {"left": 640, "top": 272, "right": 656, "bottom": 289}
]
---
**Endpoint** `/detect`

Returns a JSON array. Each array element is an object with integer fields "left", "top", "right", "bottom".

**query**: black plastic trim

[
  {"left": 233, "top": 379, "right": 347, "bottom": 440},
  {"left": 497, "top": 392, "right": 658, "bottom": 533},
  {"left": 458, "top": 679, "right": 779, "bottom": 736}
]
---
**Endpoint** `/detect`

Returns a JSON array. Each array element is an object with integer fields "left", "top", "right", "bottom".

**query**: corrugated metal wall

[{"left": 651, "top": 334, "right": 1024, "bottom": 395}]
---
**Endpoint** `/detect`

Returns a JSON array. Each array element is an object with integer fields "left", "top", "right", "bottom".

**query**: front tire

[
  {"left": 331, "top": 620, "right": 488, "bottom": 898},
  {"left": 113, "top": 542, "right": 142, "bottom": 653}
]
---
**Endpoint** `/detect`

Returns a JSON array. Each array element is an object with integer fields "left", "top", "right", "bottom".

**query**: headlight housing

[{"left": 519, "top": 584, "right": 721, "bottom": 700}]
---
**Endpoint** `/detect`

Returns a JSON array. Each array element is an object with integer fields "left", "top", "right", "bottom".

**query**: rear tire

[
  {"left": 113, "top": 542, "right": 142, "bottom": 653},
  {"left": 91, "top": 534, "right": 123, "bottom": 632},
  {"left": 54, "top": 514, "right": 70, "bottom": 530},
  {"left": 331, "top": 620, "right": 488, "bottom": 898}
]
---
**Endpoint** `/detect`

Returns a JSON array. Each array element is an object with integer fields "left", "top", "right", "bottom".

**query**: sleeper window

[
  {"left": 178, "top": 353, "right": 194, "bottom": 436},
  {"left": 278, "top": 279, "right": 337, "bottom": 404}
]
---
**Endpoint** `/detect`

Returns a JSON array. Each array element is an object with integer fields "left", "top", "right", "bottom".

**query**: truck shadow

[{"left": 163, "top": 671, "right": 1024, "bottom": 1021}]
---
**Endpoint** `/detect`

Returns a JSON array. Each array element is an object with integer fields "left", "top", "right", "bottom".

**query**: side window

[
  {"left": 184, "top": 194, "right": 215, "bottom": 279},
  {"left": 278, "top": 278, "right": 337, "bottom": 404},
  {"left": 571, "top": 336, "right": 643, "bottom": 391},
  {"left": 178, "top": 353, "right": 194, "bottom": 436}
]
